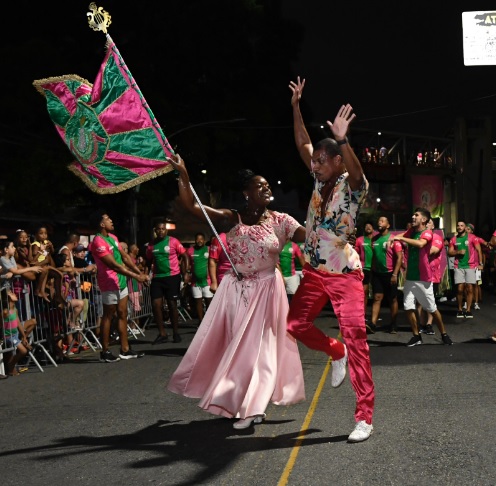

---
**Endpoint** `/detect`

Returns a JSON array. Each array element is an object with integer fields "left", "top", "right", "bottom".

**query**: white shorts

[
  {"left": 403, "top": 280, "right": 437, "bottom": 313},
  {"left": 101, "top": 287, "right": 129, "bottom": 305},
  {"left": 475, "top": 268, "right": 482, "bottom": 285},
  {"left": 191, "top": 285, "right": 213, "bottom": 299},
  {"left": 284, "top": 274, "right": 300, "bottom": 295},
  {"left": 454, "top": 268, "right": 476, "bottom": 285}
]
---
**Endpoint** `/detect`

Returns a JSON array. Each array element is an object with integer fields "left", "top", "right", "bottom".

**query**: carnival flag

[
  {"left": 410, "top": 175, "right": 444, "bottom": 218},
  {"left": 33, "top": 40, "right": 174, "bottom": 194}
]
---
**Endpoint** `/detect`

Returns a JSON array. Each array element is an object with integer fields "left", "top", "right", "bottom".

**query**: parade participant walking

[
  {"left": 394, "top": 208, "right": 453, "bottom": 347},
  {"left": 490, "top": 229, "right": 496, "bottom": 342},
  {"left": 167, "top": 155, "right": 306, "bottom": 430},
  {"left": 89, "top": 210, "right": 148, "bottom": 363},
  {"left": 448, "top": 221, "right": 483, "bottom": 319},
  {"left": 208, "top": 232, "right": 230, "bottom": 293},
  {"left": 418, "top": 218, "right": 444, "bottom": 335},
  {"left": 186, "top": 232, "right": 213, "bottom": 325},
  {"left": 279, "top": 240, "right": 305, "bottom": 302},
  {"left": 466, "top": 224, "right": 486, "bottom": 311},
  {"left": 287, "top": 76, "right": 374, "bottom": 443},
  {"left": 146, "top": 219, "right": 190, "bottom": 344},
  {"left": 355, "top": 222, "right": 374, "bottom": 319},
  {"left": 368, "top": 216, "right": 403, "bottom": 334}
]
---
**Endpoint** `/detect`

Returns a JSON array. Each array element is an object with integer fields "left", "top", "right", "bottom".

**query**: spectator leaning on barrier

[
  {"left": 2, "top": 291, "right": 36, "bottom": 376},
  {"left": 1, "top": 239, "right": 43, "bottom": 297}
]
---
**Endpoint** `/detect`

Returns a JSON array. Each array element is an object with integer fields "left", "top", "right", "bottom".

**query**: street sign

[{"left": 462, "top": 11, "right": 496, "bottom": 65}]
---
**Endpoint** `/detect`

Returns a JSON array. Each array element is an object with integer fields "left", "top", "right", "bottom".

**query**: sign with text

[{"left": 462, "top": 11, "right": 496, "bottom": 65}]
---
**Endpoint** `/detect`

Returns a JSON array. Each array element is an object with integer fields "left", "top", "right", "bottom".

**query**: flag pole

[
  {"left": 86, "top": 3, "right": 241, "bottom": 280},
  {"left": 185, "top": 180, "right": 242, "bottom": 280}
]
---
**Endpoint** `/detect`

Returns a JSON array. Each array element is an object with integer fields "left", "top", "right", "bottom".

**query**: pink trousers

[{"left": 287, "top": 265, "right": 375, "bottom": 424}]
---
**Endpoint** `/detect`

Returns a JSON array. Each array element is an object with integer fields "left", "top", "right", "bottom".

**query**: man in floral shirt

[{"left": 287, "top": 77, "right": 374, "bottom": 443}]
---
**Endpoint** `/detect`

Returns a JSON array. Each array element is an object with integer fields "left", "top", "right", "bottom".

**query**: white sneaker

[
  {"left": 474, "top": 303, "right": 480, "bottom": 310},
  {"left": 331, "top": 345, "right": 347, "bottom": 388},
  {"left": 233, "top": 414, "right": 266, "bottom": 430},
  {"left": 348, "top": 420, "right": 373, "bottom": 442}
]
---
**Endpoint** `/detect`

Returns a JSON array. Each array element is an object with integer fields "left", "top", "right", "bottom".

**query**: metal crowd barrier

[
  {"left": 1, "top": 271, "right": 195, "bottom": 373},
  {"left": 2, "top": 278, "right": 57, "bottom": 372},
  {"left": 125, "top": 276, "right": 194, "bottom": 334},
  {"left": 126, "top": 277, "right": 152, "bottom": 339},
  {"left": 0, "top": 287, "right": 14, "bottom": 375},
  {"left": 0, "top": 271, "right": 150, "bottom": 372}
]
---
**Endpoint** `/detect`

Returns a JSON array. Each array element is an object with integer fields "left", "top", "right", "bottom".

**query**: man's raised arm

[{"left": 289, "top": 76, "right": 313, "bottom": 169}]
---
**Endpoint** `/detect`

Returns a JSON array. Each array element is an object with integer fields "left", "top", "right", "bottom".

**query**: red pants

[{"left": 287, "top": 265, "right": 375, "bottom": 424}]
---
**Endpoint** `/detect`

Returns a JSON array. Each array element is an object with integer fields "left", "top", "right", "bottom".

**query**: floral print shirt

[{"left": 304, "top": 172, "right": 369, "bottom": 274}]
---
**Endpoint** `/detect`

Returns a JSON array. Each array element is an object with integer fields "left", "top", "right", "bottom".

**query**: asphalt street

[{"left": 1, "top": 292, "right": 495, "bottom": 486}]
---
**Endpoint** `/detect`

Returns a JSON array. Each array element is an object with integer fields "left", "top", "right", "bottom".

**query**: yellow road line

[{"left": 277, "top": 357, "right": 332, "bottom": 486}]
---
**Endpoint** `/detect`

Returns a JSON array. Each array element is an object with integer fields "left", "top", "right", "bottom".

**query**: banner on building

[{"left": 411, "top": 175, "right": 444, "bottom": 218}]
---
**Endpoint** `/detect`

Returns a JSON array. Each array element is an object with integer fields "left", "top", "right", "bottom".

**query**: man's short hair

[
  {"left": 314, "top": 138, "right": 342, "bottom": 158},
  {"left": 89, "top": 209, "right": 108, "bottom": 230},
  {"left": 414, "top": 207, "right": 431, "bottom": 222},
  {"left": 153, "top": 217, "right": 168, "bottom": 228}
]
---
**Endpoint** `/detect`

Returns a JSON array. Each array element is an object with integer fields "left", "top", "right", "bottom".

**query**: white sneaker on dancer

[
  {"left": 348, "top": 420, "right": 373, "bottom": 442},
  {"left": 331, "top": 345, "right": 347, "bottom": 388}
]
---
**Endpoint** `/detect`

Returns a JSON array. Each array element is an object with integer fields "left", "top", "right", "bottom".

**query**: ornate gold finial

[{"left": 87, "top": 3, "right": 111, "bottom": 34}]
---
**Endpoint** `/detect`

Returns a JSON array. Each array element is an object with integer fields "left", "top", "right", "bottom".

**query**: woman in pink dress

[{"left": 167, "top": 154, "right": 306, "bottom": 429}]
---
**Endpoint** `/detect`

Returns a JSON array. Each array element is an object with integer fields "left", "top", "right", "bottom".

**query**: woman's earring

[{"left": 245, "top": 195, "right": 249, "bottom": 201}]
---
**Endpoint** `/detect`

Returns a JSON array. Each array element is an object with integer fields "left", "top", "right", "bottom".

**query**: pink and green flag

[{"left": 33, "top": 40, "right": 174, "bottom": 194}]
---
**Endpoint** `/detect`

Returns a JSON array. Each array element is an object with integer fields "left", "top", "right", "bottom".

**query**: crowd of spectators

[{"left": 2, "top": 217, "right": 496, "bottom": 379}]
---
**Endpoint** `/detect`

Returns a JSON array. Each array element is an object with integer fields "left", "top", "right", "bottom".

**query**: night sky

[
  {"left": 8, "top": 1, "right": 496, "bottom": 137},
  {"left": 281, "top": 2, "right": 496, "bottom": 139},
  {"left": 2, "top": 1, "right": 496, "bottom": 234}
]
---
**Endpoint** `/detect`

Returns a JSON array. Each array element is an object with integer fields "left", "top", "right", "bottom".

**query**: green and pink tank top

[
  {"left": 279, "top": 241, "right": 303, "bottom": 277},
  {"left": 146, "top": 236, "right": 186, "bottom": 278},
  {"left": 405, "top": 228, "right": 433, "bottom": 282},
  {"left": 187, "top": 246, "right": 210, "bottom": 287},
  {"left": 90, "top": 233, "right": 127, "bottom": 292},
  {"left": 372, "top": 233, "right": 402, "bottom": 273}
]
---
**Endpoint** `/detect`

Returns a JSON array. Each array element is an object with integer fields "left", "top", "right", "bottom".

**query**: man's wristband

[
  {"left": 392, "top": 274, "right": 397, "bottom": 277},
  {"left": 336, "top": 137, "right": 348, "bottom": 146}
]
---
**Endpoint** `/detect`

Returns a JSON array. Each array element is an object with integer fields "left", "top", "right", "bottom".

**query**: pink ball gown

[{"left": 167, "top": 211, "right": 305, "bottom": 419}]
